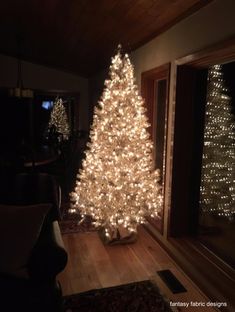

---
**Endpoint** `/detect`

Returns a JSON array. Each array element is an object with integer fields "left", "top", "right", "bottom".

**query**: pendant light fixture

[{"left": 9, "top": 35, "right": 33, "bottom": 98}]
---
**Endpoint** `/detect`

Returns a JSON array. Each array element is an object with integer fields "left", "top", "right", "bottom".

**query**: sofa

[{"left": 0, "top": 172, "right": 68, "bottom": 311}]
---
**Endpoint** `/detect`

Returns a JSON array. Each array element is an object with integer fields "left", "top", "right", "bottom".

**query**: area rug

[
  {"left": 63, "top": 280, "right": 174, "bottom": 312},
  {"left": 59, "top": 202, "right": 96, "bottom": 234}
]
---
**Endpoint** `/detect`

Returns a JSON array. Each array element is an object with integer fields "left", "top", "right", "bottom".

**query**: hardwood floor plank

[
  {"left": 104, "top": 244, "right": 138, "bottom": 283},
  {"left": 137, "top": 226, "right": 173, "bottom": 266},
  {"left": 128, "top": 230, "right": 164, "bottom": 275},
  {"left": 83, "top": 232, "right": 122, "bottom": 287},
  {"left": 105, "top": 244, "right": 147, "bottom": 284}
]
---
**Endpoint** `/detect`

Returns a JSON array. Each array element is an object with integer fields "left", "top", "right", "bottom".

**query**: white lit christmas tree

[
  {"left": 200, "top": 64, "right": 235, "bottom": 220},
  {"left": 49, "top": 98, "right": 70, "bottom": 141},
  {"left": 71, "top": 46, "right": 163, "bottom": 241}
]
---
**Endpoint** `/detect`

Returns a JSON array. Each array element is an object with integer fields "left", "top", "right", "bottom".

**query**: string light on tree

[
  {"left": 200, "top": 64, "right": 235, "bottom": 220},
  {"left": 49, "top": 98, "right": 70, "bottom": 141},
  {"left": 71, "top": 45, "right": 163, "bottom": 241}
]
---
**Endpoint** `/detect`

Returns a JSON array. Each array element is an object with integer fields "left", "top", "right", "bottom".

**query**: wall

[{"left": 0, "top": 54, "right": 89, "bottom": 131}]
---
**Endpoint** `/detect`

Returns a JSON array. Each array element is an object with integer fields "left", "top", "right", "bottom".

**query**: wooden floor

[{"left": 58, "top": 226, "right": 218, "bottom": 312}]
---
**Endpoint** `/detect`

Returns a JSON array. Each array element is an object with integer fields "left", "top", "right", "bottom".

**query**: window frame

[{"left": 141, "top": 63, "right": 170, "bottom": 234}]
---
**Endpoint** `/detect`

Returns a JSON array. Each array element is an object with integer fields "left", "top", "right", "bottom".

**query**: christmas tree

[
  {"left": 71, "top": 46, "right": 163, "bottom": 241},
  {"left": 200, "top": 64, "right": 235, "bottom": 220},
  {"left": 48, "top": 98, "right": 70, "bottom": 141}
]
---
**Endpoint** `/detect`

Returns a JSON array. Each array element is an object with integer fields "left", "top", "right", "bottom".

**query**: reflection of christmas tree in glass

[
  {"left": 71, "top": 46, "right": 163, "bottom": 240},
  {"left": 49, "top": 98, "right": 70, "bottom": 141},
  {"left": 200, "top": 65, "right": 235, "bottom": 220}
]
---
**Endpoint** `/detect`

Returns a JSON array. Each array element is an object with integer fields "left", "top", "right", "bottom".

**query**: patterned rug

[
  {"left": 63, "top": 280, "right": 175, "bottom": 312},
  {"left": 59, "top": 202, "right": 96, "bottom": 234}
]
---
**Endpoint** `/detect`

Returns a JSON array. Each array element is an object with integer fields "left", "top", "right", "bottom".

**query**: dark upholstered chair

[
  {"left": 0, "top": 172, "right": 67, "bottom": 312},
  {"left": 0, "top": 172, "right": 61, "bottom": 220}
]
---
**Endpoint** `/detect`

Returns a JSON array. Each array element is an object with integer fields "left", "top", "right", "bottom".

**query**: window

[
  {"left": 198, "top": 62, "right": 235, "bottom": 269},
  {"left": 42, "top": 100, "right": 54, "bottom": 110},
  {"left": 141, "top": 63, "right": 170, "bottom": 234},
  {"left": 171, "top": 38, "right": 235, "bottom": 269}
]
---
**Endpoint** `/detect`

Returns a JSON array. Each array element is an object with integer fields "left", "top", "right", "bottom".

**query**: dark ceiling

[{"left": 0, "top": 0, "right": 213, "bottom": 78}]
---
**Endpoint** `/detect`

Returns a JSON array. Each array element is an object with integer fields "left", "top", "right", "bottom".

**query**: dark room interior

[{"left": 0, "top": 1, "right": 235, "bottom": 311}]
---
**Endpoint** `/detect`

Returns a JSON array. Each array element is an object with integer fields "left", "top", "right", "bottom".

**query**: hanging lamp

[{"left": 9, "top": 36, "right": 33, "bottom": 98}]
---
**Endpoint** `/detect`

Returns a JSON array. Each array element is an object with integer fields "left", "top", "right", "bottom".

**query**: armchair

[
  {"left": 0, "top": 172, "right": 67, "bottom": 311},
  {"left": 0, "top": 172, "right": 61, "bottom": 220}
]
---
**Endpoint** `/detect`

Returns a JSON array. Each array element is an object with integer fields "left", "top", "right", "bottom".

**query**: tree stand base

[{"left": 98, "top": 226, "right": 137, "bottom": 245}]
